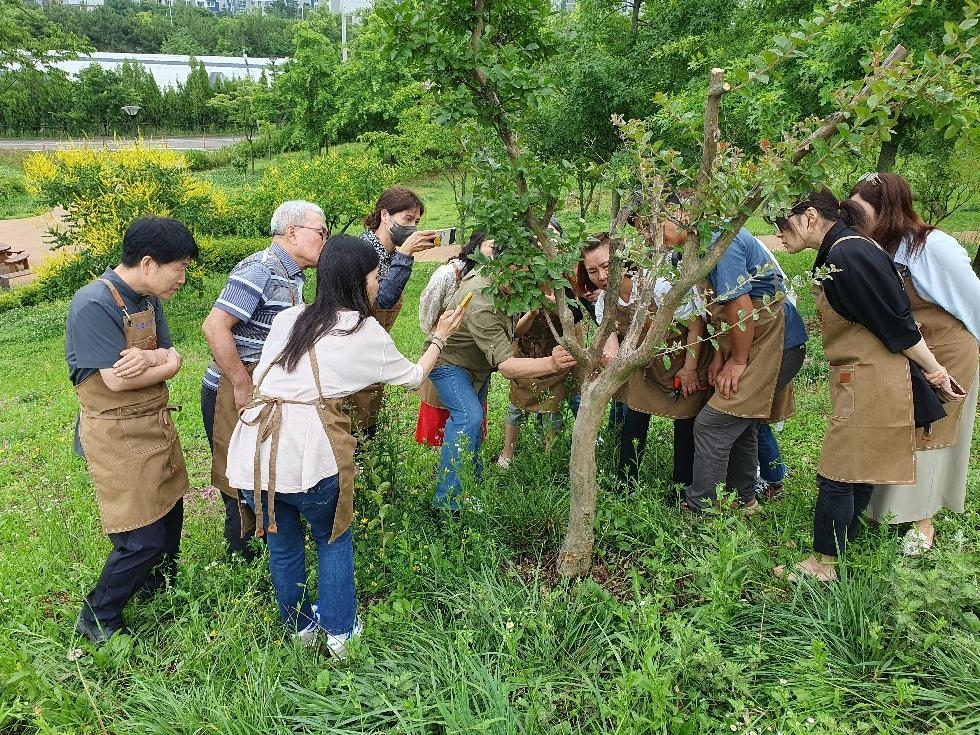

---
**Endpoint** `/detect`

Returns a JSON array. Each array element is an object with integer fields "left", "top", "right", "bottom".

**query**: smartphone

[
  {"left": 459, "top": 291, "right": 474, "bottom": 309},
  {"left": 433, "top": 227, "right": 457, "bottom": 247}
]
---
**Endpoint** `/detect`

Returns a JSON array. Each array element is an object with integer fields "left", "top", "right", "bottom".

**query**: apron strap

[{"left": 308, "top": 348, "right": 358, "bottom": 543}]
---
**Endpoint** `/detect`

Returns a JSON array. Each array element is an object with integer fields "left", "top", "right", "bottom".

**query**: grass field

[{"left": 1, "top": 248, "right": 979, "bottom": 733}]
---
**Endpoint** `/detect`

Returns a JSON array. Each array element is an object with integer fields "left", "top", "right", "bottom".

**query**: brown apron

[
  {"left": 76, "top": 279, "right": 188, "bottom": 533},
  {"left": 241, "top": 349, "right": 358, "bottom": 542},
  {"left": 901, "top": 270, "right": 979, "bottom": 449},
  {"left": 347, "top": 295, "right": 404, "bottom": 431},
  {"left": 210, "top": 252, "right": 300, "bottom": 536},
  {"left": 509, "top": 310, "right": 573, "bottom": 413},
  {"left": 705, "top": 295, "right": 794, "bottom": 420},
  {"left": 626, "top": 316, "right": 714, "bottom": 420},
  {"left": 815, "top": 238, "right": 916, "bottom": 484},
  {"left": 211, "top": 363, "right": 259, "bottom": 537}
]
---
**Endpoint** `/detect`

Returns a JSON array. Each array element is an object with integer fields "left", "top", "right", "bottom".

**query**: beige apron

[
  {"left": 210, "top": 253, "right": 300, "bottom": 536},
  {"left": 76, "top": 279, "right": 188, "bottom": 533},
  {"left": 509, "top": 310, "right": 573, "bottom": 413},
  {"left": 815, "top": 238, "right": 916, "bottom": 484},
  {"left": 706, "top": 295, "right": 794, "bottom": 420},
  {"left": 211, "top": 363, "right": 259, "bottom": 538},
  {"left": 241, "top": 349, "right": 358, "bottom": 542},
  {"left": 347, "top": 296, "right": 404, "bottom": 431},
  {"left": 901, "top": 270, "right": 978, "bottom": 449},
  {"left": 626, "top": 318, "right": 714, "bottom": 419}
]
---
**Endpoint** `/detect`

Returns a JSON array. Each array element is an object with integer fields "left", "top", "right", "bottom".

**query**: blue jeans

[
  {"left": 243, "top": 475, "right": 356, "bottom": 635},
  {"left": 430, "top": 364, "right": 489, "bottom": 509},
  {"left": 757, "top": 423, "right": 787, "bottom": 484}
]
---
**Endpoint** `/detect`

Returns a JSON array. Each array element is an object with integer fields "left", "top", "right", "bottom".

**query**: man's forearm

[{"left": 723, "top": 296, "right": 755, "bottom": 363}]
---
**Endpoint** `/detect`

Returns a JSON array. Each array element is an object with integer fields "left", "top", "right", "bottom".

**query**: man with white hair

[{"left": 201, "top": 200, "right": 327, "bottom": 560}]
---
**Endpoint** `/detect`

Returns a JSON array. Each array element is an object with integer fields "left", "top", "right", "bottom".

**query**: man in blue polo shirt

[
  {"left": 683, "top": 223, "right": 807, "bottom": 514},
  {"left": 201, "top": 200, "right": 327, "bottom": 560}
]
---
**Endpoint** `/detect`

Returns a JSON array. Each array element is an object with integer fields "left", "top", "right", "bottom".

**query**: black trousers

[
  {"left": 201, "top": 383, "right": 255, "bottom": 558},
  {"left": 82, "top": 499, "right": 183, "bottom": 629},
  {"left": 618, "top": 412, "right": 696, "bottom": 488},
  {"left": 813, "top": 475, "right": 873, "bottom": 557}
]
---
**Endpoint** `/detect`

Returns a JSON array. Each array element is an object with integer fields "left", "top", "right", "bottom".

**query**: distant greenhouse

[{"left": 51, "top": 52, "right": 284, "bottom": 89}]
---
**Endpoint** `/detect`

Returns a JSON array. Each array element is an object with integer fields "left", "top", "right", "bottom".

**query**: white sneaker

[
  {"left": 323, "top": 618, "right": 364, "bottom": 659},
  {"left": 496, "top": 456, "right": 512, "bottom": 469},
  {"left": 293, "top": 609, "right": 320, "bottom": 647}
]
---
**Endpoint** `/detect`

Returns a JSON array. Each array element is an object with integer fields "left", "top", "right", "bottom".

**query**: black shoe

[{"left": 75, "top": 613, "right": 121, "bottom": 646}]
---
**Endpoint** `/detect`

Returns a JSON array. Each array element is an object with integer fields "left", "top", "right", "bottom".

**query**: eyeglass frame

[{"left": 293, "top": 224, "right": 330, "bottom": 239}]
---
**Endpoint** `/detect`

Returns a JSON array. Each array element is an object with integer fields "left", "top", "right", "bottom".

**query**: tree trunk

[
  {"left": 610, "top": 189, "right": 621, "bottom": 228},
  {"left": 557, "top": 375, "right": 614, "bottom": 577},
  {"left": 876, "top": 115, "right": 907, "bottom": 172},
  {"left": 630, "top": 0, "right": 642, "bottom": 44}
]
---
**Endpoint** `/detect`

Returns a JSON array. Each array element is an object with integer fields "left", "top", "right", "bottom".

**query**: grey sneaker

[{"left": 74, "top": 613, "right": 120, "bottom": 646}]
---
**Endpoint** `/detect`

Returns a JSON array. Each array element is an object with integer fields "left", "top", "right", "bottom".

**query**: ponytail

[{"left": 776, "top": 187, "right": 868, "bottom": 235}]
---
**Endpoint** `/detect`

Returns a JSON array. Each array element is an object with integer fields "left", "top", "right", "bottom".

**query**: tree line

[{"left": 1, "top": 0, "right": 976, "bottom": 226}]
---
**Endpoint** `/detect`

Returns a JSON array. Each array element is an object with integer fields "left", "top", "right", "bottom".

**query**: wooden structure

[{"left": 0, "top": 244, "right": 33, "bottom": 290}]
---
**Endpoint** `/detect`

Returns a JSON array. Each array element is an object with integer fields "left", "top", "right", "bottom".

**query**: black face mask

[{"left": 388, "top": 221, "right": 416, "bottom": 247}]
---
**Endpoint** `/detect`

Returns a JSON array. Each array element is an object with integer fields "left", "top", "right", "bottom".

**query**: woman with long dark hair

[
  {"left": 849, "top": 172, "right": 979, "bottom": 555},
  {"left": 226, "top": 235, "right": 463, "bottom": 655},
  {"left": 772, "top": 188, "right": 959, "bottom": 582}
]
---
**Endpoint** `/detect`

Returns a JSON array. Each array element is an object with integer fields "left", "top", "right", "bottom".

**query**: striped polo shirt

[{"left": 202, "top": 243, "right": 305, "bottom": 391}]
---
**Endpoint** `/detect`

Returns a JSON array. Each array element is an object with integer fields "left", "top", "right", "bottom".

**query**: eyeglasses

[
  {"left": 295, "top": 224, "right": 329, "bottom": 239},
  {"left": 857, "top": 171, "right": 881, "bottom": 186}
]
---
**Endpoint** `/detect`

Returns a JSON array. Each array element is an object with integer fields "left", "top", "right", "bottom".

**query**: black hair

[
  {"left": 119, "top": 217, "right": 198, "bottom": 266},
  {"left": 457, "top": 230, "right": 486, "bottom": 278},
  {"left": 275, "top": 235, "right": 380, "bottom": 373},
  {"left": 773, "top": 187, "right": 867, "bottom": 236},
  {"left": 548, "top": 216, "right": 564, "bottom": 237}
]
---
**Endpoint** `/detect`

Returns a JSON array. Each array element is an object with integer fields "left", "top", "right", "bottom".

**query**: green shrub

[
  {"left": 0, "top": 173, "right": 27, "bottom": 199},
  {"left": 181, "top": 149, "right": 211, "bottom": 172},
  {"left": 197, "top": 236, "right": 268, "bottom": 275},
  {"left": 228, "top": 148, "right": 397, "bottom": 236}
]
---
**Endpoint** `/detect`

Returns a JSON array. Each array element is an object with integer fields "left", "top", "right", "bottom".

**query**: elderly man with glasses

[{"left": 201, "top": 200, "right": 328, "bottom": 560}]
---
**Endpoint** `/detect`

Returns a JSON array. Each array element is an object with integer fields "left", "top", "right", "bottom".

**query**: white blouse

[
  {"left": 895, "top": 229, "right": 980, "bottom": 343},
  {"left": 226, "top": 307, "right": 424, "bottom": 493}
]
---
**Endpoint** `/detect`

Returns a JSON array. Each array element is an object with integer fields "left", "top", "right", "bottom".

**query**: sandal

[{"left": 773, "top": 556, "right": 837, "bottom": 583}]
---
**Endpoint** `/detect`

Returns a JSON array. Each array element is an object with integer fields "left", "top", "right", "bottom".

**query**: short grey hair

[{"left": 270, "top": 200, "right": 325, "bottom": 236}]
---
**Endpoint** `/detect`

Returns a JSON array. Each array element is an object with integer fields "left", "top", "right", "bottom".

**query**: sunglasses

[{"left": 857, "top": 171, "right": 881, "bottom": 186}]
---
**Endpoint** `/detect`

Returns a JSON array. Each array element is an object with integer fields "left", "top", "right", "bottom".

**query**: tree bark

[
  {"left": 557, "top": 376, "right": 612, "bottom": 577},
  {"left": 876, "top": 115, "right": 907, "bottom": 172},
  {"left": 630, "top": 0, "right": 642, "bottom": 44}
]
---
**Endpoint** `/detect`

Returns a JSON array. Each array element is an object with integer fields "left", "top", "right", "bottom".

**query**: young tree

[
  {"left": 209, "top": 77, "right": 271, "bottom": 172},
  {"left": 0, "top": 0, "right": 89, "bottom": 93},
  {"left": 378, "top": 0, "right": 979, "bottom": 576}
]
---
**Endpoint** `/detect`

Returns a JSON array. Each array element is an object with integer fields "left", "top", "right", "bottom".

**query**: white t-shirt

[{"left": 226, "top": 307, "right": 424, "bottom": 493}]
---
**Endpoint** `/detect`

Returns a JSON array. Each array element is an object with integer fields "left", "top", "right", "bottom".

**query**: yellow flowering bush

[{"left": 23, "top": 144, "right": 229, "bottom": 300}]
